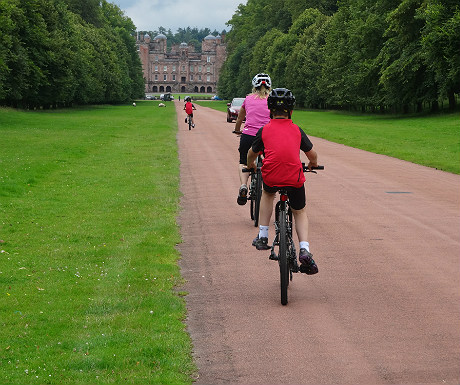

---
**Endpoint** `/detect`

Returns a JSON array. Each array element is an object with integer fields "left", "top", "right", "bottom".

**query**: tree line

[
  {"left": 0, "top": 0, "right": 144, "bottom": 109},
  {"left": 218, "top": 0, "right": 459, "bottom": 113}
]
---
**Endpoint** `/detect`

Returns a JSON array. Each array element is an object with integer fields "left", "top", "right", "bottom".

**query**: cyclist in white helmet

[{"left": 234, "top": 73, "right": 272, "bottom": 205}]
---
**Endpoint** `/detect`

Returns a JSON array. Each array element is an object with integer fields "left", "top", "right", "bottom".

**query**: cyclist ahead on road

[
  {"left": 184, "top": 96, "right": 196, "bottom": 128},
  {"left": 246, "top": 88, "right": 319, "bottom": 275},
  {"left": 234, "top": 73, "right": 271, "bottom": 205}
]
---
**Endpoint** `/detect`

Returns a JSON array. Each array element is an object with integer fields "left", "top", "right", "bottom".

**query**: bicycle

[
  {"left": 243, "top": 154, "right": 263, "bottom": 227},
  {"left": 234, "top": 130, "right": 263, "bottom": 227},
  {"left": 186, "top": 114, "right": 192, "bottom": 130},
  {"left": 268, "top": 164, "right": 324, "bottom": 305}
]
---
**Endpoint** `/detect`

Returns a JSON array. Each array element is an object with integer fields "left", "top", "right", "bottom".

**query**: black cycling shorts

[
  {"left": 263, "top": 182, "right": 306, "bottom": 210},
  {"left": 238, "top": 133, "right": 256, "bottom": 165}
]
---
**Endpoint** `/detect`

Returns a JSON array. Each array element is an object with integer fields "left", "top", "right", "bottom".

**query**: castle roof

[
  {"left": 204, "top": 34, "right": 216, "bottom": 40},
  {"left": 154, "top": 33, "right": 167, "bottom": 40}
]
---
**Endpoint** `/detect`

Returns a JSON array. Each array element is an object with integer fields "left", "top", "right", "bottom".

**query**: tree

[
  {"left": 285, "top": 9, "right": 330, "bottom": 108},
  {"left": 419, "top": 0, "right": 460, "bottom": 109},
  {"left": 379, "top": 0, "right": 437, "bottom": 112}
]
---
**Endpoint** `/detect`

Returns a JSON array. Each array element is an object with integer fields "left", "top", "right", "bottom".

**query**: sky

[{"left": 111, "top": 0, "right": 247, "bottom": 33}]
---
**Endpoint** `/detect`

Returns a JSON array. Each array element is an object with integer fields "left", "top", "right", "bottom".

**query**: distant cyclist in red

[{"left": 184, "top": 96, "right": 196, "bottom": 128}]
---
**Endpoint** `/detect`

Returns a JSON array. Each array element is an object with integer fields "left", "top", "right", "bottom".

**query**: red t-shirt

[
  {"left": 251, "top": 119, "right": 313, "bottom": 188},
  {"left": 185, "top": 102, "right": 194, "bottom": 115}
]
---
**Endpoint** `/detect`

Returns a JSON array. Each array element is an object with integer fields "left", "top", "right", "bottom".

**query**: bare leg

[
  {"left": 238, "top": 164, "right": 250, "bottom": 187},
  {"left": 291, "top": 207, "right": 309, "bottom": 243},
  {"left": 258, "top": 189, "right": 276, "bottom": 227}
]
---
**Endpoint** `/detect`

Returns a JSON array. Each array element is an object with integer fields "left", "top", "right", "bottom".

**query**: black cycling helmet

[
  {"left": 185, "top": 96, "right": 191, "bottom": 102},
  {"left": 267, "top": 88, "right": 296, "bottom": 113}
]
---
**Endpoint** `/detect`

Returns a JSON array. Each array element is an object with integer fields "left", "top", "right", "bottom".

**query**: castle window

[
  {"left": 198, "top": 65, "right": 202, "bottom": 72},
  {"left": 172, "top": 75, "right": 176, "bottom": 81},
  {"left": 155, "top": 55, "right": 159, "bottom": 61},
  {"left": 181, "top": 65, "right": 185, "bottom": 72},
  {"left": 198, "top": 75, "right": 202, "bottom": 81},
  {"left": 207, "top": 66, "right": 211, "bottom": 73},
  {"left": 164, "top": 66, "right": 167, "bottom": 72},
  {"left": 172, "top": 65, "right": 176, "bottom": 72},
  {"left": 164, "top": 74, "right": 167, "bottom": 81},
  {"left": 207, "top": 75, "right": 211, "bottom": 82},
  {"left": 190, "top": 75, "right": 194, "bottom": 81},
  {"left": 155, "top": 65, "right": 158, "bottom": 72},
  {"left": 207, "top": 56, "right": 211, "bottom": 63},
  {"left": 154, "top": 74, "right": 158, "bottom": 80}
]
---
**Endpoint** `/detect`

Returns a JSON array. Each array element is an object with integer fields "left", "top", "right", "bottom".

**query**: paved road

[{"left": 175, "top": 101, "right": 460, "bottom": 385}]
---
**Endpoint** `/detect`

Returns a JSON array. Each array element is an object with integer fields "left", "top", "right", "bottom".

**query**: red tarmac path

[{"left": 174, "top": 101, "right": 460, "bottom": 385}]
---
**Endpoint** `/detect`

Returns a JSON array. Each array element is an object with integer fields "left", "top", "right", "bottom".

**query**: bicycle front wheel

[{"left": 279, "top": 209, "right": 289, "bottom": 305}]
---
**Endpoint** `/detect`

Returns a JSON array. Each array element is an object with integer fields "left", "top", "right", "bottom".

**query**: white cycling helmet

[{"left": 252, "top": 73, "right": 272, "bottom": 89}]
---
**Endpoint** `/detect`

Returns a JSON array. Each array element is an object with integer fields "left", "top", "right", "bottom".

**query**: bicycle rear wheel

[
  {"left": 279, "top": 209, "right": 289, "bottom": 305},
  {"left": 253, "top": 170, "right": 262, "bottom": 227},
  {"left": 250, "top": 174, "right": 255, "bottom": 221},
  {"left": 188, "top": 117, "right": 192, "bottom": 130}
]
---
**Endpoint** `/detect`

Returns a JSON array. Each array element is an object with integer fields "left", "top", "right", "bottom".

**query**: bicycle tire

[
  {"left": 279, "top": 208, "right": 289, "bottom": 305},
  {"left": 253, "top": 170, "right": 262, "bottom": 227},
  {"left": 250, "top": 174, "right": 255, "bottom": 221},
  {"left": 188, "top": 117, "right": 191, "bottom": 130}
]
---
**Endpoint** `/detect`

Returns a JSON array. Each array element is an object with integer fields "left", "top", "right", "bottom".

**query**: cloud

[{"left": 113, "top": 0, "right": 246, "bottom": 32}]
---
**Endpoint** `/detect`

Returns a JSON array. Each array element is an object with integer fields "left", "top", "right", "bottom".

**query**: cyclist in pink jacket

[{"left": 233, "top": 73, "right": 271, "bottom": 205}]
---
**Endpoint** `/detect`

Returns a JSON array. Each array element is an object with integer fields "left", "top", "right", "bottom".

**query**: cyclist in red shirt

[
  {"left": 184, "top": 96, "right": 196, "bottom": 127},
  {"left": 246, "top": 88, "right": 319, "bottom": 274}
]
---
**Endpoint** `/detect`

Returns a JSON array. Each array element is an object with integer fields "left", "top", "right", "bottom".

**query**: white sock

[
  {"left": 299, "top": 241, "right": 310, "bottom": 252},
  {"left": 258, "top": 226, "right": 269, "bottom": 239}
]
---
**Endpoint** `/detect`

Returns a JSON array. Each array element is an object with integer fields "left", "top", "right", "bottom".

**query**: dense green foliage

[
  {"left": 218, "top": 0, "right": 460, "bottom": 112},
  {"left": 0, "top": 0, "right": 144, "bottom": 109}
]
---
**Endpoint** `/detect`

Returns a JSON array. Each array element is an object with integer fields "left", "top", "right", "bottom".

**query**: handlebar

[
  {"left": 303, "top": 164, "right": 324, "bottom": 173},
  {"left": 243, "top": 164, "right": 324, "bottom": 173}
]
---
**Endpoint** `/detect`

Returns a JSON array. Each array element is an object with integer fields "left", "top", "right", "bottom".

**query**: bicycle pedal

[
  {"left": 269, "top": 252, "right": 278, "bottom": 261},
  {"left": 299, "top": 264, "right": 316, "bottom": 274}
]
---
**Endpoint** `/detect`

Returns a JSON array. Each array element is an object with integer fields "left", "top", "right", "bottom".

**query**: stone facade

[{"left": 136, "top": 33, "right": 226, "bottom": 94}]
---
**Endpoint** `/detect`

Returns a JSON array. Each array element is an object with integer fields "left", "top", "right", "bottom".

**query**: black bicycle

[
  {"left": 269, "top": 164, "right": 324, "bottom": 305},
  {"left": 234, "top": 131, "right": 263, "bottom": 227},
  {"left": 186, "top": 115, "right": 192, "bottom": 130},
  {"left": 247, "top": 155, "right": 263, "bottom": 227}
]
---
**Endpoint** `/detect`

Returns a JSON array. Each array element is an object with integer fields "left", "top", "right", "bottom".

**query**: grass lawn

[
  {"left": 0, "top": 102, "right": 196, "bottom": 384},
  {"left": 196, "top": 100, "right": 460, "bottom": 174}
]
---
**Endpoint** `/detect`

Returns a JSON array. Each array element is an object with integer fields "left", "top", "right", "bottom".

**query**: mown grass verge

[
  {"left": 0, "top": 101, "right": 196, "bottom": 384},
  {"left": 196, "top": 100, "right": 460, "bottom": 174}
]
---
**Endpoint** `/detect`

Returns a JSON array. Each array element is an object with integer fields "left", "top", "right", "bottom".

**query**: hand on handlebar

[
  {"left": 306, "top": 161, "right": 318, "bottom": 171},
  {"left": 246, "top": 161, "right": 257, "bottom": 172}
]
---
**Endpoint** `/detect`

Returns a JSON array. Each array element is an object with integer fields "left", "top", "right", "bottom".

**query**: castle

[{"left": 136, "top": 33, "right": 226, "bottom": 94}]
